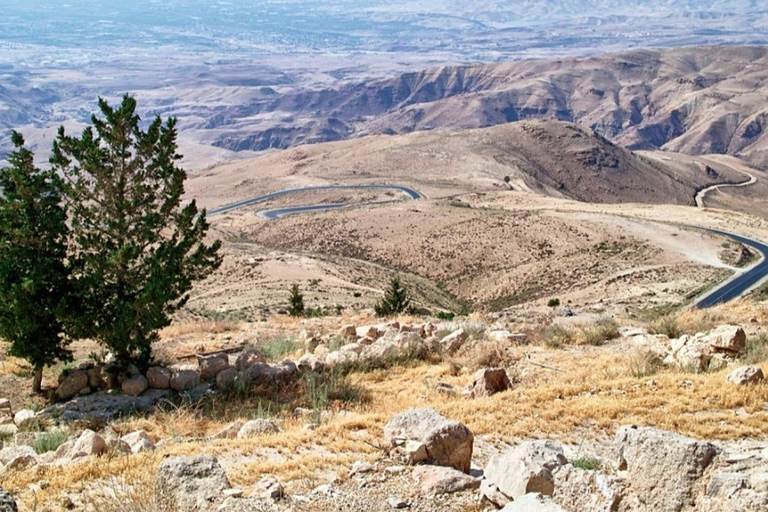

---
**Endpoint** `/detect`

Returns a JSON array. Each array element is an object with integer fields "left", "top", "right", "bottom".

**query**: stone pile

[{"left": 664, "top": 325, "right": 747, "bottom": 371}]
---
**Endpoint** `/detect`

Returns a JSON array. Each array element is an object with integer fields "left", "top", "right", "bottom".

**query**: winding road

[
  {"left": 695, "top": 172, "right": 757, "bottom": 208},
  {"left": 205, "top": 182, "right": 768, "bottom": 307},
  {"left": 208, "top": 184, "right": 424, "bottom": 218}
]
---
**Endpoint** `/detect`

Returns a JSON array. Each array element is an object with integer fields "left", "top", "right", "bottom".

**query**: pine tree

[
  {"left": 289, "top": 284, "right": 305, "bottom": 317},
  {"left": 50, "top": 96, "right": 222, "bottom": 365},
  {"left": 375, "top": 276, "right": 411, "bottom": 317},
  {"left": 0, "top": 132, "right": 72, "bottom": 392}
]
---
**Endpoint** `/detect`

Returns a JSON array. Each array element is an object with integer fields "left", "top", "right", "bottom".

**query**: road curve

[
  {"left": 695, "top": 172, "right": 756, "bottom": 208},
  {"left": 693, "top": 228, "right": 768, "bottom": 308},
  {"left": 207, "top": 184, "right": 424, "bottom": 217}
]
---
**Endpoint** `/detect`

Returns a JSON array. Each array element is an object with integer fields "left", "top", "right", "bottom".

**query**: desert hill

[
  {"left": 210, "top": 46, "right": 768, "bottom": 170},
  {"left": 190, "top": 120, "right": 753, "bottom": 210}
]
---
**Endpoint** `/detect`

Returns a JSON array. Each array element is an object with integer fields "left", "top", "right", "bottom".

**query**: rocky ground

[{"left": 0, "top": 299, "right": 766, "bottom": 511}]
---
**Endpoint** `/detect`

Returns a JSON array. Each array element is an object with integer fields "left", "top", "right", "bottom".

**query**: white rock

[
  {"left": 482, "top": 440, "right": 567, "bottom": 503},
  {"left": 500, "top": 493, "right": 566, "bottom": 511},
  {"left": 237, "top": 419, "right": 280, "bottom": 439},
  {"left": 726, "top": 366, "right": 764, "bottom": 385},
  {"left": 121, "top": 430, "right": 155, "bottom": 453},
  {"left": 439, "top": 329, "right": 468, "bottom": 354},
  {"left": 13, "top": 409, "right": 36, "bottom": 428}
]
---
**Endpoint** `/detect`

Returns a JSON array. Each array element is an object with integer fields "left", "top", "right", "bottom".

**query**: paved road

[
  {"left": 694, "top": 228, "right": 768, "bottom": 308},
  {"left": 208, "top": 184, "right": 424, "bottom": 217}
]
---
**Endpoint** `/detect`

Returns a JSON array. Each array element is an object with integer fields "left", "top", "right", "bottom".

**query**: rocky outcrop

[
  {"left": 384, "top": 408, "right": 474, "bottom": 473},
  {"left": 554, "top": 465, "right": 625, "bottom": 512},
  {"left": 439, "top": 329, "right": 468, "bottom": 354},
  {"left": 482, "top": 440, "right": 567, "bottom": 506},
  {"left": 616, "top": 426, "right": 718, "bottom": 512},
  {"left": 155, "top": 456, "right": 231, "bottom": 512},
  {"left": 470, "top": 368, "right": 511, "bottom": 398},
  {"left": 665, "top": 326, "right": 747, "bottom": 371},
  {"left": 413, "top": 465, "right": 480, "bottom": 495}
]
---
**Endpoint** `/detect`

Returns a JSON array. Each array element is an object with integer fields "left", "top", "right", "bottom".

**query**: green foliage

[
  {"left": 0, "top": 132, "right": 73, "bottom": 391},
  {"left": 436, "top": 311, "right": 455, "bottom": 321},
  {"left": 257, "top": 337, "right": 303, "bottom": 362},
  {"left": 33, "top": 430, "right": 68, "bottom": 454},
  {"left": 571, "top": 457, "right": 602, "bottom": 471},
  {"left": 50, "top": 96, "right": 222, "bottom": 365},
  {"left": 288, "top": 283, "right": 305, "bottom": 317},
  {"left": 547, "top": 298, "right": 561, "bottom": 308},
  {"left": 375, "top": 276, "right": 411, "bottom": 317}
]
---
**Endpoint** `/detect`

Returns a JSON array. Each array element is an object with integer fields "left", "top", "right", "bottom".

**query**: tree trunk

[{"left": 32, "top": 366, "right": 43, "bottom": 394}]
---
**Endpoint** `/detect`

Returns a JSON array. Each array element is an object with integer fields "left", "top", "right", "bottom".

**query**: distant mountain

[{"left": 211, "top": 46, "right": 768, "bottom": 170}]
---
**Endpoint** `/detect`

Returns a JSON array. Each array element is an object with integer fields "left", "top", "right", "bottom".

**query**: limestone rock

[
  {"left": 326, "top": 350, "right": 359, "bottom": 368},
  {"left": 413, "top": 465, "right": 480, "bottom": 495},
  {"left": 56, "top": 370, "right": 89, "bottom": 400},
  {"left": 121, "top": 430, "right": 155, "bottom": 453},
  {"left": 197, "top": 353, "right": 230, "bottom": 380},
  {"left": 705, "top": 325, "right": 746, "bottom": 353},
  {"left": 170, "top": 367, "right": 201, "bottom": 391},
  {"left": 553, "top": 464, "right": 625, "bottom": 512},
  {"left": 121, "top": 375, "right": 148, "bottom": 397},
  {"left": 482, "top": 440, "right": 567, "bottom": 504},
  {"left": 439, "top": 329, "right": 468, "bottom": 354},
  {"left": 297, "top": 354, "right": 326, "bottom": 373},
  {"left": 339, "top": 324, "right": 357, "bottom": 340},
  {"left": 67, "top": 429, "right": 107, "bottom": 460},
  {"left": 500, "top": 493, "right": 566, "bottom": 512},
  {"left": 470, "top": 368, "right": 511, "bottom": 398},
  {"left": 212, "top": 421, "right": 244, "bottom": 440},
  {"left": 258, "top": 477, "right": 284, "bottom": 500},
  {"left": 384, "top": 408, "right": 473, "bottom": 473},
  {"left": 215, "top": 367, "right": 239, "bottom": 389},
  {"left": 13, "top": 409, "right": 36, "bottom": 428},
  {"left": 615, "top": 425, "right": 718, "bottom": 512},
  {"left": 146, "top": 367, "right": 172, "bottom": 389},
  {"left": 0, "top": 445, "right": 37, "bottom": 471},
  {"left": 237, "top": 419, "right": 280, "bottom": 438},
  {"left": 235, "top": 349, "right": 267, "bottom": 371},
  {"left": 726, "top": 366, "right": 764, "bottom": 385},
  {"left": 155, "top": 455, "right": 231, "bottom": 512}
]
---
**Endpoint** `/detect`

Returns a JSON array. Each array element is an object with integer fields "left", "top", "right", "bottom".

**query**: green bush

[
  {"left": 571, "top": 457, "right": 602, "bottom": 471},
  {"left": 33, "top": 430, "right": 68, "bottom": 454},
  {"left": 436, "top": 311, "right": 456, "bottom": 321},
  {"left": 547, "top": 298, "right": 561, "bottom": 308}
]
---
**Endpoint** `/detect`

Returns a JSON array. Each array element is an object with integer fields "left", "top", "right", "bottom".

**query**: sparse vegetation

[
  {"left": 571, "top": 456, "right": 603, "bottom": 471},
  {"left": 647, "top": 315, "right": 683, "bottom": 339},
  {"left": 544, "top": 317, "right": 620, "bottom": 347},
  {"left": 742, "top": 331, "right": 768, "bottom": 365},
  {"left": 436, "top": 311, "right": 456, "bottom": 321},
  {"left": 257, "top": 336, "right": 303, "bottom": 362},
  {"left": 33, "top": 430, "right": 68, "bottom": 454},
  {"left": 548, "top": 298, "right": 561, "bottom": 308}
]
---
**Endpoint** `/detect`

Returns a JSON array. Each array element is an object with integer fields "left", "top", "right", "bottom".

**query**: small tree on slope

[
  {"left": 51, "top": 95, "right": 222, "bottom": 365},
  {"left": 289, "top": 284, "right": 305, "bottom": 317},
  {"left": 0, "top": 132, "right": 72, "bottom": 392},
  {"left": 375, "top": 276, "right": 411, "bottom": 317}
]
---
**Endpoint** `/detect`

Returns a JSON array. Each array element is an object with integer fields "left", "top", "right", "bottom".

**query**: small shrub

[
  {"left": 353, "top": 292, "right": 362, "bottom": 298},
  {"left": 647, "top": 315, "right": 683, "bottom": 339},
  {"left": 580, "top": 317, "right": 620, "bottom": 346},
  {"left": 257, "top": 337, "right": 302, "bottom": 362},
  {"left": 626, "top": 350, "right": 664, "bottom": 378},
  {"left": 289, "top": 284, "right": 305, "bottom": 317},
  {"left": 545, "top": 325, "right": 575, "bottom": 348},
  {"left": 742, "top": 332, "right": 768, "bottom": 365},
  {"left": 436, "top": 311, "right": 456, "bottom": 321},
  {"left": 547, "top": 298, "right": 561, "bottom": 308},
  {"left": 375, "top": 276, "right": 411, "bottom": 317},
  {"left": 33, "top": 430, "right": 68, "bottom": 454},
  {"left": 571, "top": 457, "right": 602, "bottom": 471}
]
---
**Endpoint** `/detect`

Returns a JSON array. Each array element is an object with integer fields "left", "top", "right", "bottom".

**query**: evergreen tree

[
  {"left": 50, "top": 96, "right": 222, "bottom": 365},
  {"left": 375, "top": 276, "right": 411, "bottom": 317},
  {"left": 289, "top": 284, "right": 305, "bottom": 317},
  {"left": 0, "top": 132, "right": 72, "bottom": 392}
]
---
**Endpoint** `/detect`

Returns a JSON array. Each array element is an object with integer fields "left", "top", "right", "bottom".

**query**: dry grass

[
  {"left": 544, "top": 317, "right": 621, "bottom": 348},
  {"left": 160, "top": 320, "right": 242, "bottom": 338}
]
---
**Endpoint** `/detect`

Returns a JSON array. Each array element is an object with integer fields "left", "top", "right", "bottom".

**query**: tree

[
  {"left": 289, "top": 284, "right": 305, "bottom": 317},
  {"left": 50, "top": 95, "right": 222, "bottom": 365},
  {"left": 375, "top": 276, "right": 411, "bottom": 317},
  {"left": 547, "top": 298, "right": 561, "bottom": 309},
  {"left": 0, "top": 132, "right": 72, "bottom": 392}
]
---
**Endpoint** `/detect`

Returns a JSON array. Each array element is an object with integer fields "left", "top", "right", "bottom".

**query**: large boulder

[
  {"left": 615, "top": 426, "right": 718, "bottom": 512},
  {"left": 500, "top": 493, "right": 566, "bottom": 512},
  {"left": 470, "top": 368, "right": 511, "bottom": 398},
  {"left": 215, "top": 367, "right": 239, "bottom": 389},
  {"left": 0, "top": 488, "right": 17, "bottom": 512},
  {"left": 439, "top": 329, "right": 468, "bottom": 355},
  {"left": 325, "top": 350, "right": 359, "bottom": 368},
  {"left": 553, "top": 464, "right": 625, "bottom": 512},
  {"left": 235, "top": 349, "right": 267, "bottom": 371},
  {"left": 383, "top": 408, "right": 473, "bottom": 473},
  {"left": 362, "top": 332, "right": 426, "bottom": 364},
  {"left": 12, "top": 409, "right": 36, "bottom": 429},
  {"left": 170, "top": 367, "right": 201, "bottom": 391},
  {"left": 413, "top": 465, "right": 481, "bottom": 495},
  {"left": 482, "top": 440, "right": 567, "bottom": 506},
  {"left": 61, "top": 429, "right": 107, "bottom": 460},
  {"left": 704, "top": 325, "right": 746, "bottom": 353},
  {"left": 197, "top": 353, "right": 230, "bottom": 380},
  {"left": 56, "top": 370, "right": 89, "bottom": 400},
  {"left": 297, "top": 354, "right": 326, "bottom": 373},
  {"left": 146, "top": 367, "right": 172, "bottom": 389},
  {"left": 122, "top": 375, "right": 148, "bottom": 397},
  {"left": 155, "top": 455, "right": 231, "bottom": 512},
  {"left": 726, "top": 366, "right": 764, "bottom": 385}
]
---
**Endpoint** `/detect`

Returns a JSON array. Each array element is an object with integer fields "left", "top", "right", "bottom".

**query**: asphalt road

[
  {"left": 694, "top": 228, "right": 768, "bottom": 308},
  {"left": 205, "top": 183, "right": 767, "bottom": 308},
  {"left": 207, "top": 184, "right": 424, "bottom": 217}
]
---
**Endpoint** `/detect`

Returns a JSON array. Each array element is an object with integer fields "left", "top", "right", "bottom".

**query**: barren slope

[
  {"left": 210, "top": 46, "right": 768, "bottom": 170},
  {"left": 190, "top": 120, "right": 749, "bottom": 209}
]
